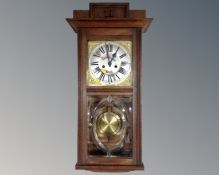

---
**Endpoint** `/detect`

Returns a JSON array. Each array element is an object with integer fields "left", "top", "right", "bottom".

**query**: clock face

[{"left": 88, "top": 41, "right": 132, "bottom": 86}]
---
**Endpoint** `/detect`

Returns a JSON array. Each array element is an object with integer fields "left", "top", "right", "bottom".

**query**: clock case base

[{"left": 75, "top": 163, "right": 144, "bottom": 172}]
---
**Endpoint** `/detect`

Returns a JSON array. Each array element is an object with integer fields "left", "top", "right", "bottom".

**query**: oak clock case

[{"left": 66, "top": 3, "right": 152, "bottom": 172}]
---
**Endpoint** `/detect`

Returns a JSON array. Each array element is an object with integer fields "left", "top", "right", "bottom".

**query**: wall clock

[{"left": 66, "top": 3, "right": 152, "bottom": 172}]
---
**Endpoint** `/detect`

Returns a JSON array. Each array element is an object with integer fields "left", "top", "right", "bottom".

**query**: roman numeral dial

[{"left": 88, "top": 41, "right": 131, "bottom": 86}]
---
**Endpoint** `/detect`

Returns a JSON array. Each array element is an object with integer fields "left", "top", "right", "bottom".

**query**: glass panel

[{"left": 87, "top": 95, "right": 133, "bottom": 157}]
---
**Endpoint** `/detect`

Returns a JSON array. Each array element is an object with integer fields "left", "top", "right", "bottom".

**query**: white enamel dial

[{"left": 88, "top": 41, "right": 131, "bottom": 85}]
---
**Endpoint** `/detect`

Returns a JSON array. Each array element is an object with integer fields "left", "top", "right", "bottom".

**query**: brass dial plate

[{"left": 87, "top": 41, "right": 132, "bottom": 86}]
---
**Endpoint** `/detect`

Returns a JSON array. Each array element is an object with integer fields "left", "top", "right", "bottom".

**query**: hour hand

[
  {"left": 112, "top": 47, "right": 120, "bottom": 57},
  {"left": 111, "top": 47, "right": 120, "bottom": 61}
]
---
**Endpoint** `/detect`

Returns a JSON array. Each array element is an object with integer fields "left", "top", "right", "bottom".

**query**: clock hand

[
  {"left": 105, "top": 43, "right": 111, "bottom": 66},
  {"left": 109, "top": 47, "right": 120, "bottom": 65},
  {"left": 112, "top": 47, "right": 120, "bottom": 59}
]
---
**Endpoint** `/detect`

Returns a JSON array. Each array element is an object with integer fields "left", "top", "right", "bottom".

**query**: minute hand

[{"left": 105, "top": 43, "right": 110, "bottom": 62}]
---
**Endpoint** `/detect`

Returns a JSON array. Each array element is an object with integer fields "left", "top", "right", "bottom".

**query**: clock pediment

[{"left": 66, "top": 3, "right": 152, "bottom": 33}]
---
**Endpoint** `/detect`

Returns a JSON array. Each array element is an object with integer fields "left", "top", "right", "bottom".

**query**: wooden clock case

[{"left": 66, "top": 3, "right": 152, "bottom": 172}]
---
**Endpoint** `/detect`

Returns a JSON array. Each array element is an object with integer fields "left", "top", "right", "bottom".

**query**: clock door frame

[{"left": 76, "top": 27, "right": 144, "bottom": 170}]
